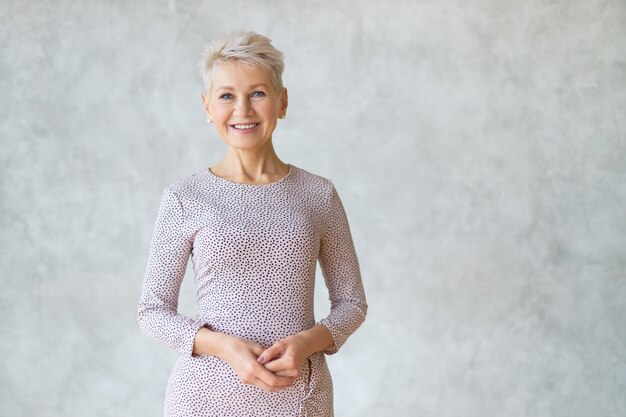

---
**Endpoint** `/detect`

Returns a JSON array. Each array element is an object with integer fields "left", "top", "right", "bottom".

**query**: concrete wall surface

[{"left": 1, "top": 0, "right": 625, "bottom": 416}]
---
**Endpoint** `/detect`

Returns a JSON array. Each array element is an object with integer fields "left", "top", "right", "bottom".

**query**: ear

[
  {"left": 280, "top": 87, "right": 288, "bottom": 116},
  {"left": 201, "top": 93, "right": 212, "bottom": 121}
]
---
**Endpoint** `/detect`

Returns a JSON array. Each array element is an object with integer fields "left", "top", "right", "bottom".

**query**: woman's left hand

[{"left": 256, "top": 334, "right": 310, "bottom": 378}]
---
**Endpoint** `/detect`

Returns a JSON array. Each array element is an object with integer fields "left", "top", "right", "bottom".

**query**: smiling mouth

[{"left": 231, "top": 123, "right": 260, "bottom": 130}]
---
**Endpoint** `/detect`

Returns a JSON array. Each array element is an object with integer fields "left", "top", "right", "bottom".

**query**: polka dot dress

[{"left": 136, "top": 163, "right": 368, "bottom": 416}]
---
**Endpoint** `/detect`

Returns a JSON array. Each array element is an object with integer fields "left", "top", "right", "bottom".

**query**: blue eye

[
  {"left": 251, "top": 91, "right": 266, "bottom": 97},
  {"left": 219, "top": 93, "right": 233, "bottom": 100}
]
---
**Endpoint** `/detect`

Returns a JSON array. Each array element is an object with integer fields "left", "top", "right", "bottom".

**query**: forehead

[{"left": 211, "top": 61, "right": 273, "bottom": 91}]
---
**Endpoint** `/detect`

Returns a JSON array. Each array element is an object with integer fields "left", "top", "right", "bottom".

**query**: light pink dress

[{"left": 136, "top": 163, "right": 367, "bottom": 416}]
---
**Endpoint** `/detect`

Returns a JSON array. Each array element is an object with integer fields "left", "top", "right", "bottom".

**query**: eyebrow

[{"left": 216, "top": 83, "right": 270, "bottom": 92}]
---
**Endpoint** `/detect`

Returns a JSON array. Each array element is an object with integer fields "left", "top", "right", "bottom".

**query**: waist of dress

[{"left": 200, "top": 314, "right": 318, "bottom": 347}]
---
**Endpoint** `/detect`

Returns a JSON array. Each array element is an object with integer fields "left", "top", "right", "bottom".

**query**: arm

[
  {"left": 296, "top": 324, "right": 335, "bottom": 357},
  {"left": 315, "top": 181, "right": 368, "bottom": 355},
  {"left": 136, "top": 187, "right": 207, "bottom": 357}
]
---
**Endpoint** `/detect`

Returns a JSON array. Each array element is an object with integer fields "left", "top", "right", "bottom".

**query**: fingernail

[{"left": 257, "top": 356, "right": 265, "bottom": 363}]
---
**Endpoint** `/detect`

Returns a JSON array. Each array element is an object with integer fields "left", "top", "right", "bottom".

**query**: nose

[{"left": 234, "top": 97, "right": 253, "bottom": 116}]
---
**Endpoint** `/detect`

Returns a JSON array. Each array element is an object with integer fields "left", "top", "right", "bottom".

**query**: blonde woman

[{"left": 137, "top": 30, "right": 367, "bottom": 416}]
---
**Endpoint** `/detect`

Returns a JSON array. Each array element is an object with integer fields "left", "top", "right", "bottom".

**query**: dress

[{"left": 136, "top": 163, "right": 368, "bottom": 417}]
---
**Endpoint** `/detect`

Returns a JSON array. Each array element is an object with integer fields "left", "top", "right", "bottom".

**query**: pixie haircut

[{"left": 198, "top": 30, "right": 285, "bottom": 95}]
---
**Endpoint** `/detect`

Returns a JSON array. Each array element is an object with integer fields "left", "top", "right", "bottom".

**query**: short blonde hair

[{"left": 198, "top": 30, "right": 285, "bottom": 95}]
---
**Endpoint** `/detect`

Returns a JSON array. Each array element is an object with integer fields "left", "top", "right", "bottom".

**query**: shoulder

[
  {"left": 291, "top": 166, "right": 344, "bottom": 222},
  {"left": 291, "top": 164, "right": 335, "bottom": 197},
  {"left": 161, "top": 169, "right": 210, "bottom": 202}
]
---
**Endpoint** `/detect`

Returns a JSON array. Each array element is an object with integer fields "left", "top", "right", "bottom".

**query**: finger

[
  {"left": 237, "top": 362, "right": 294, "bottom": 392},
  {"left": 253, "top": 373, "right": 295, "bottom": 392},
  {"left": 274, "top": 371, "right": 297, "bottom": 378},
  {"left": 258, "top": 342, "right": 286, "bottom": 364},
  {"left": 251, "top": 377, "right": 292, "bottom": 393},
  {"left": 258, "top": 365, "right": 294, "bottom": 386},
  {"left": 254, "top": 362, "right": 295, "bottom": 388},
  {"left": 271, "top": 368, "right": 299, "bottom": 378},
  {"left": 249, "top": 344, "right": 265, "bottom": 357},
  {"left": 257, "top": 343, "right": 283, "bottom": 365},
  {"left": 264, "top": 357, "right": 299, "bottom": 378},
  {"left": 262, "top": 357, "right": 291, "bottom": 373}
]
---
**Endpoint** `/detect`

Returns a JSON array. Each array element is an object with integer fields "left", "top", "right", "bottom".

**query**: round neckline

[{"left": 206, "top": 163, "right": 294, "bottom": 188}]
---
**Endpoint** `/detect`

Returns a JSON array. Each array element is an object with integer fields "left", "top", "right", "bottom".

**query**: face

[{"left": 202, "top": 61, "right": 288, "bottom": 151}]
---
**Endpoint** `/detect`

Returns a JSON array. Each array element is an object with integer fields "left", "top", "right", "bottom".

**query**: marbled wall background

[{"left": 2, "top": 0, "right": 625, "bottom": 416}]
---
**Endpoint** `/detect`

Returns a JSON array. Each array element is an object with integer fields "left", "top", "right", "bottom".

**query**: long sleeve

[
  {"left": 316, "top": 182, "right": 368, "bottom": 355},
  {"left": 136, "top": 187, "right": 207, "bottom": 357}
]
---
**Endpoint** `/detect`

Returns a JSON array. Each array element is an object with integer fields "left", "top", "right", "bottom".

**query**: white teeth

[{"left": 233, "top": 123, "right": 258, "bottom": 129}]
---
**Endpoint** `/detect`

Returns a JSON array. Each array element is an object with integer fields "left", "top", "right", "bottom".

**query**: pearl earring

[{"left": 207, "top": 119, "right": 213, "bottom": 123}]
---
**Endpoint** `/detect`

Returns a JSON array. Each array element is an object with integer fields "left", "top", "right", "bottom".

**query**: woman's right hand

[{"left": 218, "top": 333, "right": 297, "bottom": 392}]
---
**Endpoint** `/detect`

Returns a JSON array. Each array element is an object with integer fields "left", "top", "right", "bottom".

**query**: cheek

[
  {"left": 257, "top": 101, "right": 280, "bottom": 118},
  {"left": 209, "top": 104, "right": 231, "bottom": 122}
]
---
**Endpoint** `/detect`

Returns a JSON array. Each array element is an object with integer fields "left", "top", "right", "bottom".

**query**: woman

[{"left": 136, "top": 30, "right": 368, "bottom": 416}]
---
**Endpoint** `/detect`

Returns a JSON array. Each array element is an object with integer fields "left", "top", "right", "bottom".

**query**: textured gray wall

[{"left": 2, "top": 0, "right": 625, "bottom": 416}]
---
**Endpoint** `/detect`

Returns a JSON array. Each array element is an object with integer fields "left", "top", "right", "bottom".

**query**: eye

[
  {"left": 251, "top": 91, "right": 266, "bottom": 98},
  {"left": 219, "top": 93, "right": 233, "bottom": 100}
]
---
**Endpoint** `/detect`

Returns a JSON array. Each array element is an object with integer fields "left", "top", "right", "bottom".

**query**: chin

[{"left": 224, "top": 138, "right": 264, "bottom": 150}]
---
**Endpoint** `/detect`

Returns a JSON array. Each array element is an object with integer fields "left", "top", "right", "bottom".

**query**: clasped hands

[{"left": 221, "top": 333, "right": 310, "bottom": 393}]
